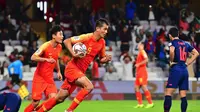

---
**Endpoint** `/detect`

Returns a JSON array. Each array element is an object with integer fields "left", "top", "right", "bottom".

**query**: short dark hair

[
  {"left": 95, "top": 18, "right": 109, "bottom": 28},
  {"left": 168, "top": 27, "right": 179, "bottom": 37},
  {"left": 50, "top": 25, "right": 62, "bottom": 36}
]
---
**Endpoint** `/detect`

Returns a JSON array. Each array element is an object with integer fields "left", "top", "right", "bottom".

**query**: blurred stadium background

[{"left": 0, "top": 0, "right": 200, "bottom": 111}]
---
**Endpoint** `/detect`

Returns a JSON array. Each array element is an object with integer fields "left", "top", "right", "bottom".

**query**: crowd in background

[{"left": 0, "top": 0, "right": 200, "bottom": 81}]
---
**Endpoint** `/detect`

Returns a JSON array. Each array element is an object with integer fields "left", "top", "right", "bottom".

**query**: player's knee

[
  {"left": 85, "top": 84, "right": 94, "bottom": 92},
  {"left": 179, "top": 90, "right": 187, "bottom": 97}
]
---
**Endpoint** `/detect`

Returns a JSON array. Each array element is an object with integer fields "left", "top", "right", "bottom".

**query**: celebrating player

[
  {"left": 134, "top": 42, "right": 154, "bottom": 108},
  {"left": 164, "top": 27, "right": 199, "bottom": 112},
  {"left": 0, "top": 92, "right": 21, "bottom": 112},
  {"left": 37, "top": 18, "right": 111, "bottom": 112},
  {"left": 24, "top": 25, "right": 63, "bottom": 112}
]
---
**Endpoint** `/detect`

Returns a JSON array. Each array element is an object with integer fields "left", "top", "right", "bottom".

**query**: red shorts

[
  {"left": 32, "top": 82, "right": 57, "bottom": 100},
  {"left": 61, "top": 79, "right": 77, "bottom": 95},
  {"left": 65, "top": 66, "right": 85, "bottom": 83},
  {"left": 61, "top": 67, "right": 85, "bottom": 95},
  {"left": 135, "top": 77, "right": 148, "bottom": 86}
]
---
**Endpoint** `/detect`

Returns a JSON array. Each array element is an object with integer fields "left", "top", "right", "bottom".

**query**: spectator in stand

[
  {"left": 104, "top": 66, "right": 121, "bottom": 81},
  {"left": 160, "top": 12, "right": 172, "bottom": 26},
  {"left": 179, "top": 18, "right": 189, "bottom": 31},
  {"left": 16, "top": 23, "right": 28, "bottom": 44},
  {"left": 29, "top": 41, "right": 37, "bottom": 67},
  {"left": 125, "top": 0, "right": 136, "bottom": 21},
  {"left": 179, "top": 27, "right": 189, "bottom": 42},
  {"left": 1, "top": 27, "right": 10, "bottom": 40},
  {"left": 145, "top": 33, "right": 155, "bottom": 62},
  {"left": 132, "top": 12, "right": 140, "bottom": 26},
  {"left": 8, "top": 48, "right": 18, "bottom": 62},
  {"left": 19, "top": 46, "right": 31, "bottom": 72},
  {"left": 120, "top": 53, "right": 134, "bottom": 80},
  {"left": 109, "top": 4, "right": 119, "bottom": 24},
  {"left": 147, "top": 5, "right": 156, "bottom": 21},
  {"left": 0, "top": 41, "right": 5, "bottom": 51},
  {"left": 156, "top": 38, "right": 167, "bottom": 71},
  {"left": 119, "top": 25, "right": 132, "bottom": 55},
  {"left": 0, "top": 61, "right": 9, "bottom": 75}
]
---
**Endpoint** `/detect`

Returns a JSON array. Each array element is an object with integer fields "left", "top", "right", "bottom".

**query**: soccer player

[
  {"left": 0, "top": 92, "right": 21, "bottom": 112},
  {"left": 37, "top": 18, "right": 111, "bottom": 112},
  {"left": 24, "top": 25, "right": 63, "bottom": 112},
  {"left": 0, "top": 55, "right": 24, "bottom": 92},
  {"left": 164, "top": 27, "right": 199, "bottom": 112},
  {"left": 134, "top": 42, "right": 154, "bottom": 108}
]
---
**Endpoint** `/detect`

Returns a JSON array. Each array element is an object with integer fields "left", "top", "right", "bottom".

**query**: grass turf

[{"left": 16, "top": 100, "right": 200, "bottom": 112}]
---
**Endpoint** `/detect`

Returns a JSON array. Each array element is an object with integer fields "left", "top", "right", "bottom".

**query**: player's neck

[
  {"left": 93, "top": 32, "right": 101, "bottom": 41},
  {"left": 173, "top": 37, "right": 179, "bottom": 40},
  {"left": 50, "top": 40, "right": 58, "bottom": 47}
]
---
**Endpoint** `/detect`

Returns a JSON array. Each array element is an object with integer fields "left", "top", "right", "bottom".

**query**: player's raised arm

[{"left": 64, "top": 33, "right": 91, "bottom": 57}]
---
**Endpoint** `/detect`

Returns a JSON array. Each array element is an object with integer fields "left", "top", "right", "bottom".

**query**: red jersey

[
  {"left": 33, "top": 41, "right": 62, "bottom": 84},
  {"left": 67, "top": 33, "right": 106, "bottom": 73},
  {"left": 136, "top": 50, "right": 148, "bottom": 77}
]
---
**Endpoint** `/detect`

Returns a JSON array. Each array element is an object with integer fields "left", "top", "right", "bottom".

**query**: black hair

[
  {"left": 95, "top": 18, "right": 109, "bottom": 29},
  {"left": 168, "top": 27, "right": 179, "bottom": 37},
  {"left": 50, "top": 25, "right": 62, "bottom": 37}
]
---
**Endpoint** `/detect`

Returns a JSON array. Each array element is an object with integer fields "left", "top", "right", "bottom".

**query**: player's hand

[
  {"left": 46, "top": 58, "right": 56, "bottom": 63},
  {"left": 100, "top": 54, "right": 112, "bottom": 63},
  {"left": 57, "top": 72, "right": 63, "bottom": 81},
  {"left": 135, "top": 64, "right": 139, "bottom": 68},
  {"left": 72, "top": 52, "right": 86, "bottom": 58}
]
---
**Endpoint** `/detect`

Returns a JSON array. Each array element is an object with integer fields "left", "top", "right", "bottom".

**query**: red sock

[
  {"left": 34, "top": 103, "right": 44, "bottom": 111},
  {"left": 136, "top": 92, "right": 143, "bottom": 104},
  {"left": 37, "top": 97, "right": 57, "bottom": 112},
  {"left": 24, "top": 103, "right": 35, "bottom": 112},
  {"left": 67, "top": 89, "right": 89, "bottom": 111},
  {"left": 144, "top": 90, "right": 153, "bottom": 104}
]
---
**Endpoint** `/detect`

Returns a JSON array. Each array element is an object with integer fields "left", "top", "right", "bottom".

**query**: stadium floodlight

[
  {"left": 44, "top": 1, "right": 47, "bottom": 14},
  {"left": 40, "top": 1, "right": 43, "bottom": 11}
]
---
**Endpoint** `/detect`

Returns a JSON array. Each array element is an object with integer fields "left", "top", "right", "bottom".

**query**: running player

[
  {"left": 164, "top": 27, "right": 199, "bottom": 112},
  {"left": 134, "top": 42, "right": 154, "bottom": 108},
  {"left": 37, "top": 18, "right": 111, "bottom": 112},
  {"left": 24, "top": 25, "right": 63, "bottom": 112}
]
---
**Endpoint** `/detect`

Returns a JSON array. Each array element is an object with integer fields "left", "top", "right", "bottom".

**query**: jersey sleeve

[
  {"left": 186, "top": 43, "right": 194, "bottom": 52},
  {"left": 34, "top": 42, "right": 49, "bottom": 56},
  {"left": 141, "top": 50, "right": 148, "bottom": 59},
  {"left": 99, "top": 40, "right": 106, "bottom": 58},
  {"left": 71, "top": 33, "right": 92, "bottom": 44}
]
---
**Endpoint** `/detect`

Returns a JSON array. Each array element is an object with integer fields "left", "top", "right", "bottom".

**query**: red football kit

[{"left": 32, "top": 41, "right": 62, "bottom": 100}]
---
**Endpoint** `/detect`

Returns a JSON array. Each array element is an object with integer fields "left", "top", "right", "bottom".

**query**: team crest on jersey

[{"left": 73, "top": 36, "right": 80, "bottom": 40}]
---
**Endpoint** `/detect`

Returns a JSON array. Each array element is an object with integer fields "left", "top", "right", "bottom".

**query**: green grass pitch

[{"left": 16, "top": 100, "right": 200, "bottom": 112}]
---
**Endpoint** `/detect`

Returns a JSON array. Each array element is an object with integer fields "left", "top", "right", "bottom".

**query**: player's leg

[
  {"left": 67, "top": 76, "right": 94, "bottom": 111},
  {"left": 3, "top": 93, "right": 21, "bottom": 112},
  {"left": 134, "top": 78, "right": 143, "bottom": 108},
  {"left": 37, "top": 79, "right": 77, "bottom": 112},
  {"left": 179, "top": 69, "right": 189, "bottom": 112},
  {"left": 24, "top": 82, "right": 46, "bottom": 112},
  {"left": 35, "top": 83, "right": 59, "bottom": 111},
  {"left": 164, "top": 69, "right": 180, "bottom": 112},
  {"left": 141, "top": 84, "right": 154, "bottom": 108}
]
